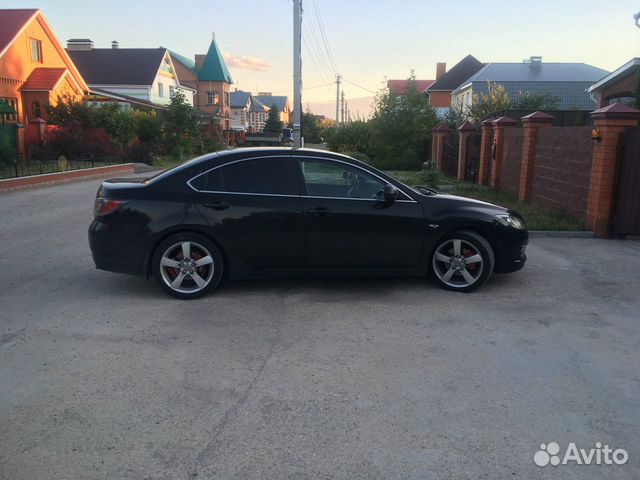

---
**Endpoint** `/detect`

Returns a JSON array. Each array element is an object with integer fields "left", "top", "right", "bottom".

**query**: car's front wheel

[
  {"left": 152, "top": 233, "right": 223, "bottom": 299},
  {"left": 431, "top": 230, "right": 494, "bottom": 292}
]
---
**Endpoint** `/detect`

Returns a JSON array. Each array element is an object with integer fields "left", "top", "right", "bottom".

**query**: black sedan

[{"left": 89, "top": 148, "right": 527, "bottom": 299}]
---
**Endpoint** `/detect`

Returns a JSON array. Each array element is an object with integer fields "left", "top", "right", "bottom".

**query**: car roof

[
  {"left": 148, "top": 148, "right": 362, "bottom": 185},
  {"left": 201, "top": 147, "right": 357, "bottom": 164}
]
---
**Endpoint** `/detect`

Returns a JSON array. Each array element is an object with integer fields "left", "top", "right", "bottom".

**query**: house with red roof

[
  {"left": 387, "top": 79, "right": 435, "bottom": 97},
  {"left": 0, "top": 9, "right": 88, "bottom": 155}
]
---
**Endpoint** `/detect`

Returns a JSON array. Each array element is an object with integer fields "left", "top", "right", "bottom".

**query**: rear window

[{"left": 203, "top": 157, "right": 298, "bottom": 195}]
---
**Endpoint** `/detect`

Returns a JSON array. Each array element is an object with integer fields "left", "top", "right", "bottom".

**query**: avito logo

[{"left": 534, "top": 442, "right": 628, "bottom": 467}]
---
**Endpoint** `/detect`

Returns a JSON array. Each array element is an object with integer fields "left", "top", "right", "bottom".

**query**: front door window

[{"left": 299, "top": 159, "right": 386, "bottom": 200}]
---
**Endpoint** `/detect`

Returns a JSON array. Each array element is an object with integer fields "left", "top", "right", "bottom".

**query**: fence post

[
  {"left": 518, "top": 111, "right": 554, "bottom": 202},
  {"left": 490, "top": 116, "right": 517, "bottom": 188},
  {"left": 586, "top": 104, "right": 640, "bottom": 237},
  {"left": 457, "top": 121, "right": 477, "bottom": 181},
  {"left": 478, "top": 117, "right": 494, "bottom": 185},
  {"left": 431, "top": 124, "right": 451, "bottom": 171}
]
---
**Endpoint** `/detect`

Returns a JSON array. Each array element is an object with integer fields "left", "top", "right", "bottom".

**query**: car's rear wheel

[
  {"left": 152, "top": 233, "right": 223, "bottom": 299},
  {"left": 431, "top": 230, "right": 494, "bottom": 292}
]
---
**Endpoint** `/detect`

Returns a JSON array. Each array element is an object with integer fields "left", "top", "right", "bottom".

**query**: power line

[
  {"left": 341, "top": 77, "right": 377, "bottom": 95},
  {"left": 268, "top": 82, "right": 334, "bottom": 94},
  {"left": 284, "top": 0, "right": 333, "bottom": 91},
  {"left": 311, "top": 0, "right": 339, "bottom": 74}
]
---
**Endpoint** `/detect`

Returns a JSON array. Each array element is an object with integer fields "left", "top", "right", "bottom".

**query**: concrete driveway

[{"left": 1, "top": 177, "right": 639, "bottom": 479}]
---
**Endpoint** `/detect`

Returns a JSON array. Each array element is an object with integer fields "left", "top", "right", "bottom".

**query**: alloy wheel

[
  {"left": 159, "top": 241, "right": 215, "bottom": 294},
  {"left": 432, "top": 238, "right": 484, "bottom": 288}
]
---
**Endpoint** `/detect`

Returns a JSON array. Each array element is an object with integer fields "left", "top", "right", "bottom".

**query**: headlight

[{"left": 496, "top": 214, "right": 526, "bottom": 230}]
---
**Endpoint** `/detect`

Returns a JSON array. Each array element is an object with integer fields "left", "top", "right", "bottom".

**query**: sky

[{"left": 4, "top": 0, "right": 640, "bottom": 117}]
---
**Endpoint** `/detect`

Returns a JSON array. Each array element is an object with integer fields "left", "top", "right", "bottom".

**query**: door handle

[
  {"left": 306, "top": 207, "right": 331, "bottom": 216},
  {"left": 202, "top": 201, "right": 229, "bottom": 211}
]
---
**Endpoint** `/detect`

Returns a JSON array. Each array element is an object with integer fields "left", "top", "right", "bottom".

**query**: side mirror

[{"left": 383, "top": 184, "right": 398, "bottom": 202}]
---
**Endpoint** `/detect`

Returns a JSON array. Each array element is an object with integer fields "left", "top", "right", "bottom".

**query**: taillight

[{"left": 94, "top": 198, "right": 126, "bottom": 216}]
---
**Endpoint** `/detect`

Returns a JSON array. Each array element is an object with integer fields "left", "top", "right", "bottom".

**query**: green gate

[{"left": 0, "top": 124, "right": 18, "bottom": 150}]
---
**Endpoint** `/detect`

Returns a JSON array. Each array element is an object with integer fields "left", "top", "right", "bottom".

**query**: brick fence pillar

[
  {"left": 586, "top": 104, "right": 640, "bottom": 237},
  {"left": 478, "top": 117, "right": 494, "bottom": 185},
  {"left": 431, "top": 124, "right": 452, "bottom": 171},
  {"left": 457, "top": 121, "right": 477, "bottom": 181},
  {"left": 490, "top": 116, "right": 517, "bottom": 188},
  {"left": 518, "top": 111, "right": 555, "bottom": 201}
]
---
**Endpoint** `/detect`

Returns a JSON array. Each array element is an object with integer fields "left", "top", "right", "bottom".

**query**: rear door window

[{"left": 203, "top": 157, "right": 298, "bottom": 195}]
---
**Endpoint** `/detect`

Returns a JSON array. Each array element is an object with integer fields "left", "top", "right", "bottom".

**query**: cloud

[{"left": 222, "top": 53, "right": 271, "bottom": 72}]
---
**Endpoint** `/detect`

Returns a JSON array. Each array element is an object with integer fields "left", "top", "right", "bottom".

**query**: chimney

[
  {"left": 527, "top": 56, "right": 542, "bottom": 68},
  {"left": 195, "top": 54, "right": 206, "bottom": 70},
  {"left": 111, "top": 40, "right": 119, "bottom": 49},
  {"left": 436, "top": 62, "right": 447, "bottom": 80},
  {"left": 66, "top": 38, "right": 93, "bottom": 51}
]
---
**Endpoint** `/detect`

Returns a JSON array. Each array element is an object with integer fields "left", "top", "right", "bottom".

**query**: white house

[{"left": 66, "top": 40, "right": 195, "bottom": 108}]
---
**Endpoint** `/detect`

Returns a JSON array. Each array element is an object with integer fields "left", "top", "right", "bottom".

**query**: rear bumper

[
  {"left": 89, "top": 219, "right": 146, "bottom": 276},
  {"left": 93, "top": 257, "right": 144, "bottom": 276}
]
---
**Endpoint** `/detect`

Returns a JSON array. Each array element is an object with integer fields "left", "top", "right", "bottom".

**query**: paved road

[{"left": 1, "top": 177, "right": 639, "bottom": 479}]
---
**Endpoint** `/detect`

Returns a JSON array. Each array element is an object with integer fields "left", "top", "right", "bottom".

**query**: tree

[
  {"left": 443, "top": 102, "right": 466, "bottom": 129},
  {"left": 302, "top": 110, "right": 323, "bottom": 143},
  {"left": 466, "top": 82, "right": 512, "bottom": 124},
  {"left": 514, "top": 91, "right": 560, "bottom": 110},
  {"left": 325, "top": 120, "right": 373, "bottom": 157},
  {"left": 368, "top": 75, "right": 439, "bottom": 169},
  {"left": 161, "top": 90, "right": 200, "bottom": 159},
  {"left": 263, "top": 103, "right": 283, "bottom": 135},
  {"left": 94, "top": 103, "right": 137, "bottom": 158}
]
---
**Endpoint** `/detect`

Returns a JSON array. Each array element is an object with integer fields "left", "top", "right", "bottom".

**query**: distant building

[
  {"left": 0, "top": 9, "right": 88, "bottom": 155},
  {"left": 587, "top": 58, "right": 640, "bottom": 108},
  {"left": 387, "top": 78, "right": 435, "bottom": 96},
  {"left": 67, "top": 41, "right": 194, "bottom": 108},
  {"left": 451, "top": 57, "right": 609, "bottom": 110},
  {"left": 248, "top": 96, "right": 269, "bottom": 132},
  {"left": 230, "top": 90, "right": 251, "bottom": 132},
  {"left": 425, "top": 55, "right": 485, "bottom": 115},
  {"left": 253, "top": 93, "right": 291, "bottom": 126},
  {"left": 170, "top": 35, "right": 234, "bottom": 139}
]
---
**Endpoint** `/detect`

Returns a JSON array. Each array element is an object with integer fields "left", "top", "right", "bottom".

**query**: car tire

[
  {"left": 152, "top": 233, "right": 224, "bottom": 299},
  {"left": 430, "top": 230, "right": 494, "bottom": 293}
]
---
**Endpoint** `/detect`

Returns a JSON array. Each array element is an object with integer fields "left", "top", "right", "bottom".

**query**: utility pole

[
  {"left": 335, "top": 74, "right": 341, "bottom": 128},
  {"left": 293, "top": 0, "right": 302, "bottom": 147},
  {"left": 341, "top": 91, "right": 345, "bottom": 125}
]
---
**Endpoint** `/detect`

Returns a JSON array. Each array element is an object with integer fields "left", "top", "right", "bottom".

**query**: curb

[
  {"left": 0, "top": 163, "right": 136, "bottom": 193},
  {"left": 528, "top": 230, "right": 594, "bottom": 238}
]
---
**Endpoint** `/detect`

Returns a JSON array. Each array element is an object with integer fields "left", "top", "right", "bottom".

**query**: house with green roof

[{"left": 170, "top": 34, "right": 234, "bottom": 139}]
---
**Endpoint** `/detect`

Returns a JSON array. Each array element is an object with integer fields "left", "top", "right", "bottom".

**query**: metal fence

[{"left": 0, "top": 157, "right": 121, "bottom": 180}]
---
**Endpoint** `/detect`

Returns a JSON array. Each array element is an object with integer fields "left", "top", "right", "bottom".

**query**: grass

[{"left": 385, "top": 170, "right": 587, "bottom": 231}]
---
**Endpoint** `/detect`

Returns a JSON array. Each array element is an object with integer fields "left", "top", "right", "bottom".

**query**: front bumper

[{"left": 492, "top": 228, "right": 528, "bottom": 273}]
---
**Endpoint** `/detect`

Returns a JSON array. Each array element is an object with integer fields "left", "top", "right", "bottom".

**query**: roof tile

[{"left": 22, "top": 67, "right": 67, "bottom": 90}]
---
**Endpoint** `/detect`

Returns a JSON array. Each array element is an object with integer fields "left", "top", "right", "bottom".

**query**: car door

[
  {"left": 192, "top": 155, "right": 305, "bottom": 268},
  {"left": 294, "top": 156, "right": 426, "bottom": 268}
]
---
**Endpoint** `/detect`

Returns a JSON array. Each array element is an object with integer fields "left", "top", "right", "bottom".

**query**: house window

[
  {"left": 158, "top": 83, "right": 164, "bottom": 97},
  {"left": 169, "top": 85, "right": 175, "bottom": 97},
  {"left": 30, "top": 38, "right": 42, "bottom": 62},
  {"left": 206, "top": 91, "right": 219, "bottom": 105},
  {"left": 1, "top": 97, "right": 18, "bottom": 122},
  {"left": 224, "top": 92, "right": 230, "bottom": 106},
  {"left": 31, "top": 101, "right": 41, "bottom": 119}
]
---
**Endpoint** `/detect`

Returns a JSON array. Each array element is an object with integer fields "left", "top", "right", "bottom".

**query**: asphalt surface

[{"left": 1, "top": 176, "right": 639, "bottom": 480}]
